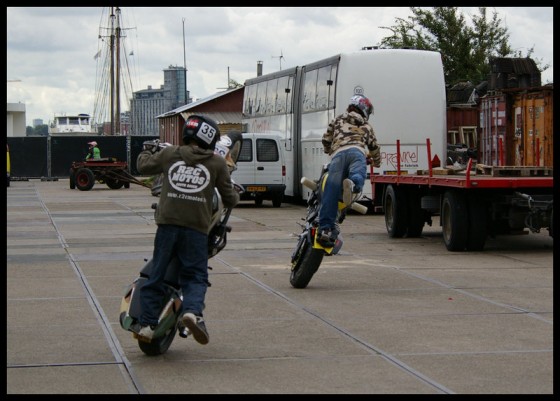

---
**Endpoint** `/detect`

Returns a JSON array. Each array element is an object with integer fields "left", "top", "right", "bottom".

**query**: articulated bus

[{"left": 242, "top": 48, "right": 447, "bottom": 204}]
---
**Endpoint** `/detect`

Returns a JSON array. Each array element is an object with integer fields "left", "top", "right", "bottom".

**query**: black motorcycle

[
  {"left": 119, "top": 131, "right": 243, "bottom": 356},
  {"left": 290, "top": 163, "right": 368, "bottom": 289}
]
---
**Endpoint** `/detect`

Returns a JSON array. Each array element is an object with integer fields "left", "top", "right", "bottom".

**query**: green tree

[
  {"left": 378, "top": 7, "right": 524, "bottom": 85},
  {"left": 228, "top": 78, "right": 243, "bottom": 89},
  {"left": 26, "top": 124, "right": 48, "bottom": 136}
]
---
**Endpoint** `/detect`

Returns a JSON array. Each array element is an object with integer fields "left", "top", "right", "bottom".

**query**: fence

[{"left": 6, "top": 135, "right": 159, "bottom": 179}]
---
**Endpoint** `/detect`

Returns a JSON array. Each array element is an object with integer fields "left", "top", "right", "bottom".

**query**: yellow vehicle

[{"left": 7, "top": 144, "right": 11, "bottom": 187}]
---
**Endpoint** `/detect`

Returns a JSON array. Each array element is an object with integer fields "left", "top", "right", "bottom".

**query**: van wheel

[{"left": 272, "top": 194, "right": 283, "bottom": 208}]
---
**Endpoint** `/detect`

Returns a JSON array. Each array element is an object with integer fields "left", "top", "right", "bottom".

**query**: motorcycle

[
  {"left": 290, "top": 163, "right": 368, "bottom": 289},
  {"left": 118, "top": 131, "right": 244, "bottom": 356}
]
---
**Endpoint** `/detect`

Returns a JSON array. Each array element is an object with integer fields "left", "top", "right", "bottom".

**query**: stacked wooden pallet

[{"left": 476, "top": 164, "right": 553, "bottom": 177}]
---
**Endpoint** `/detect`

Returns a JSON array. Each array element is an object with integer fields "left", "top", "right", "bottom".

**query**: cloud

[{"left": 7, "top": 6, "right": 553, "bottom": 124}]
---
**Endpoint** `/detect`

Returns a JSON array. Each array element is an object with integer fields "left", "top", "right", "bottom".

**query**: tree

[
  {"left": 26, "top": 125, "right": 48, "bottom": 136},
  {"left": 228, "top": 78, "right": 243, "bottom": 89},
  {"left": 379, "top": 7, "right": 521, "bottom": 85}
]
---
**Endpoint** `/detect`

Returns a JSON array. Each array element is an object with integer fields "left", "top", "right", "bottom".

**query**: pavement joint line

[
  {"left": 213, "top": 255, "right": 455, "bottom": 394},
  {"left": 33, "top": 185, "right": 146, "bottom": 394}
]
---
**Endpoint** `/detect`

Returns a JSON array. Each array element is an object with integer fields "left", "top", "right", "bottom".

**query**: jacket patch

[{"left": 168, "top": 161, "right": 210, "bottom": 193}]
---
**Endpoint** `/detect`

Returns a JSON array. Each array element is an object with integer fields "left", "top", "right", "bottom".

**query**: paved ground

[{"left": 6, "top": 179, "right": 554, "bottom": 394}]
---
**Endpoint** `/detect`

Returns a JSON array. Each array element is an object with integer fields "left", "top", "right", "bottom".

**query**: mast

[
  {"left": 115, "top": 7, "right": 121, "bottom": 135},
  {"left": 108, "top": 7, "right": 122, "bottom": 135},
  {"left": 94, "top": 7, "right": 135, "bottom": 136},
  {"left": 109, "top": 8, "right": 115, "bottom": 135}
]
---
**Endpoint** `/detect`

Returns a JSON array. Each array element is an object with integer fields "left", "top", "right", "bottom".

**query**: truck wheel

[
  {"left": 69, "top": 168, "right": 76, "bottom": 189},
  {"left": 406, "top": 188, "right": 424, "bottom": 237},
  {"left": 384, "top": 185, "right": 407, "bottom": 238},
  {"left": 75, "top": 168, "right": 95, "bottom": 191},
  {"left": 466, "top": 194, "right": 487, "bottom": 251},
  {"left": 441, "top": 190, "right": 468, "bottom": 251}
]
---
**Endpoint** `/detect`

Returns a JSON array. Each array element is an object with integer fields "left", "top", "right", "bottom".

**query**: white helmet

[
  {"left": 88, "top": 141, "right": 97, "bottom": 146},
  {"left": 348, "top": 94, "right": 374, "bottom": 119}
]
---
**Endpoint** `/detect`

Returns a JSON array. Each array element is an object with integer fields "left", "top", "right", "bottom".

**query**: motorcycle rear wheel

[
  {"left": 138, "top": 323, "right": 178, "bottom": 356},
  {"left": 290, "top": 239, "right": 324, "bottom": 288}
]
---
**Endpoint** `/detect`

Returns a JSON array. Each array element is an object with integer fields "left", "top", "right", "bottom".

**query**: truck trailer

[{"left": 370, "top": 138, "right": 553, "bottom": 252}]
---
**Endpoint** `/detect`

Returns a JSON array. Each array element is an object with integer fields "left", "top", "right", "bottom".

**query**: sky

[{"left": 6, "top": 6, "right": 554, "bottom": 126}]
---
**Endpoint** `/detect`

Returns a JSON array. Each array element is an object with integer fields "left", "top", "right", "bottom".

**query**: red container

[{"left": 479, "top": 94, "right": 509, "bottom": 166}]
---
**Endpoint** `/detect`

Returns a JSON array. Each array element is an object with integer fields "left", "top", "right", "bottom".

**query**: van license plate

[{"left": 247, "top": 186, "right": 266, "bottom": 191}]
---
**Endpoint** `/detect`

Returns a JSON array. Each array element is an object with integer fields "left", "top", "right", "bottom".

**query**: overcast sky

[{"left": 7, "top": 7, "right": 553, "bottom": 125}]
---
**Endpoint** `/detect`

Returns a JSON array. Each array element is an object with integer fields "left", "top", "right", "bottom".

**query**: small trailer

[
  {"left": 69, "top": 159, "right": 150, "bottom": 191},
  {"left": 370, "top": 139, "right": 553, "bottom": 252}
]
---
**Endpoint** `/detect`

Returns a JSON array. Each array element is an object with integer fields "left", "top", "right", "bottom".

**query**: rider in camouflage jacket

[
  {"left": 322, "top": 109, "right": 380, "bottom": 167},
  {"left": 318, "top": 94, "right": 380, "bottom": 248}
]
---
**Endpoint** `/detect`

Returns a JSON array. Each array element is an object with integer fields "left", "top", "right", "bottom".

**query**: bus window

[
  {"left": 265, "top": 79, "right": 278, "bottom": 115},
  {"left": 275, "top": 76, "right": 288, "bottom": 113},
  {"left": 328, "top": 64, "right": 337, "bottom": 109},
  {"left": 243, "top": 84, "right": 257, "bottom": 116},
  {"left": 316, "top": 65, "right": 334, "bottom": 110},
  {"left": 255, "top": 82, "right": 266, "bottom": 116},
  {"left": 302, "top": 69, "right": 318, "bottom": 112}
]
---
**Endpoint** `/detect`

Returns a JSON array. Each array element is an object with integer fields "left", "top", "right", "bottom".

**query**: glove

[
  {"left": 143, "top": 140, "right": 160, "bottom": 153},
  {"left": 232, "top": 182, "right": 245, "bottom": 194}
]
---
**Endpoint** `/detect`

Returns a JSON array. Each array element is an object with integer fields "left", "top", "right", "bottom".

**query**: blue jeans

[
  {"left": 139, "top": 224, "right": 208, "bottom": 326},
  {"left": 319, "top": 148, "right": 366, "bottom": 232}
]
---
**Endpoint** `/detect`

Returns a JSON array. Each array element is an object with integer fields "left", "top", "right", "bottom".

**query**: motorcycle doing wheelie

[
  {"left": 290, "top": 163, "right": 368, "bottom": 289},
  {"left": 118, "top": 131, "right": 244, "bottom": 356}
]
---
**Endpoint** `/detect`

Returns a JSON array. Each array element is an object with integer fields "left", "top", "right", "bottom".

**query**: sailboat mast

[
  {"left": 109, "top": 7, "right": 115, "bottom": 135},
  {"left": 94, "top": 7, "right": 133, "bottom": 136},
  {"left": 115, "top": 7, "right": 121, "bottom": 135}
]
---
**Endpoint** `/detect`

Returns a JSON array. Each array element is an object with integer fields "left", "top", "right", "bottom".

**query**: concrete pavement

[{"left": 6, "top": 179, "right": 554, "bottom": 394}]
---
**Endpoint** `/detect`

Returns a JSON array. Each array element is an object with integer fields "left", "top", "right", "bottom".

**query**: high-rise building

[{"left": 130, "top": 65, "right": 190, "bottom": 136}]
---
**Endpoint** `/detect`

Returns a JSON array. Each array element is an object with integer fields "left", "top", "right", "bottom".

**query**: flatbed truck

[{"left": 371, "top": 139, "right": 553, "bottom": 251}]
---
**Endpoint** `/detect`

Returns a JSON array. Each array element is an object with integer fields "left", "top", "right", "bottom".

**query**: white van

[{"left": 232, "top": 133, "right": 286, "bottom": 207}]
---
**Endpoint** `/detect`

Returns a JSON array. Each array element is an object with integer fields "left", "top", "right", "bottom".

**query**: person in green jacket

[
  {"left": 135, "top": 115, "right": 240, "bottom": 345},
  {"left": 86, "top": 141, "right": 101, "bottom": 160}
]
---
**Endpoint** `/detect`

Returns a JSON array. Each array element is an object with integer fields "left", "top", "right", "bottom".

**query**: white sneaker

[
  {"left": 181, "top": 313, "right": 209, "bottom": 345},
  {"left": 343, "top": 179, "right": 354, "bottom": 206},
  {"left": 137, "top": 325, "right": 155, "bottom": 342}
]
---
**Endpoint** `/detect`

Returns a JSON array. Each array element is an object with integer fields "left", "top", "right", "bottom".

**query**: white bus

[{"left": 242, "top": 48, "right": 447, "bottom": 204}]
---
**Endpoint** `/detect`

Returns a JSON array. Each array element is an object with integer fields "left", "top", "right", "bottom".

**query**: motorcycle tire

[
  {"left": 290, "top": 239, "right": 324, "bottom": 288},
  {"left": 137, "top": 321, "right": 178, "bottom": 356}
]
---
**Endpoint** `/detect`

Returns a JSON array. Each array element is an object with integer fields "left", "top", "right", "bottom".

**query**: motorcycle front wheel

[
  {"left": 138, "top": 322, "right": 178, "bottom": 356},
  {"left": 290, "top": 238, "right": 324, "bottom": 289}
]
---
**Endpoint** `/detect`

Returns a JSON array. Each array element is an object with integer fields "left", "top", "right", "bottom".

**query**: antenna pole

[{"left": 272, "top": 50, "right": 284, "bottom": 70}]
